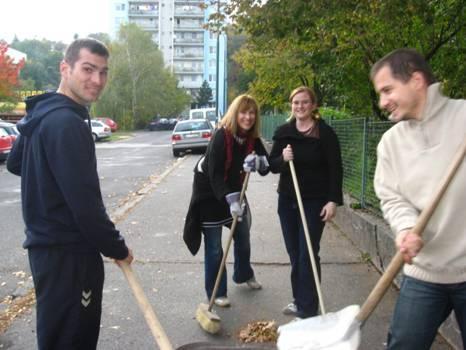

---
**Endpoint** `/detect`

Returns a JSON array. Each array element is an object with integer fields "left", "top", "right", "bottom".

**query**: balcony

[
  {"left": 174, "top": 8, "right": 203, "bottom": 17},
  {"left": 174, "top": 53, "right": 203, "bottom": 60},
  {"left": 178, "top": 80, "right": 203, "bottom": 89},
  {"left": 174, "top": 38, "right": 203, "bottom": 45},
  {"left": 174, "top": 25, "right": 204, "bottom": 32},
  {"left": 131, "top": 21, "right": 159, "bottom": 30},
  {"left": 174, "top": 67, "right": 204, "bottom": 74},
  {"left": 129, "top": 9, "right": 159, "bottom": 16},
  {"left": 174, "top": 0, "right": 203, "bottom": 4}
]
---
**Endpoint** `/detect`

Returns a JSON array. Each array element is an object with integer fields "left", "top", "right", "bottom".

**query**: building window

[
  {"left": 210, "top": 46, "right": 215, "bottom": 54},
  {"left": 209, "top": 59, "right": 215, "bottom": 67}
]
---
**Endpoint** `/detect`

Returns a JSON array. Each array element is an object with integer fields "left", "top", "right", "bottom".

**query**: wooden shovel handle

[
  {"left": 357, "top": 137, "right": 466, "bottom": 323},
  {"left": 289, "top": 160, "right": 326, "bottom": 314},
  {"left": 119, "top": 262, "right": 174, "bottom": 350}
]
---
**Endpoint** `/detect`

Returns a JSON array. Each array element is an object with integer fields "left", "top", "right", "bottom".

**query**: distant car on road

[
  {"left": 86, "top": 120, "right": 111, "bottom": 142},
  {"left": 0, "top": 126, "right": 13, "bottom": 161},
  {"left": 148, "top": 117, "right": 178, "bottom": 131},
  {"left": 148, "top": 118, "right": 169, "bottom": 131},
  {"left": 171, "top": 119, "right": 212, "bottom": 157},
  {"left": 96, "top": 117, "right": 118, "bottom": 132}
]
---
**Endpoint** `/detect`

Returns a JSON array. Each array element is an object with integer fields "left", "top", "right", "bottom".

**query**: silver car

[{"left": 171, "top": 119, "right": 212, "bottom": 157}]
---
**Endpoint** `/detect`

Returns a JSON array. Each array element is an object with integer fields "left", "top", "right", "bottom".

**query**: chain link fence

[{"left": 261, "top": 114, "right": 393, "bottom": 214}]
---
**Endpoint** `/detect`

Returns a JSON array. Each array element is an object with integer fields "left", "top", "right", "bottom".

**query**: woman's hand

[
  {"left": 320, "top": 201, "right": 336, "bottom": 222},
  {"left": 282, "top": 144, "right": 294, "bottom": 162}
]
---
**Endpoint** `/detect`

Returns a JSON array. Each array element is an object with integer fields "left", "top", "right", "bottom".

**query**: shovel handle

[
  {"left": 289, "top": 160, "right": 326, "bottom": 315},
  {"left": 119, "top": 262, "right": 174, "bottom": 350},
  {"left": 208, "top": 172, "right": 251, "bottom": 311},
  {"left": 357, "top": 137, "right": 466, "bottom": 323}
]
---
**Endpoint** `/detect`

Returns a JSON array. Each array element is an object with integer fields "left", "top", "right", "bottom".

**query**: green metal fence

[{"left": 261, "top": 114, "right": 393, "bottom": 214}]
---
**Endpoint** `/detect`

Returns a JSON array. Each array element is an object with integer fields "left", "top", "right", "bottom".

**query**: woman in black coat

[
  {"left": 269, "top": 86, "right": 343, "bottom": 318},
  {"left": 183, "top": 94, "right": 269, "bottom": 307}
]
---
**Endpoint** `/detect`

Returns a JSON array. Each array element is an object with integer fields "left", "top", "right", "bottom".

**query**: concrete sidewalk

[{"left": 1, "top": 154, "right": 453, "bottom": 349}]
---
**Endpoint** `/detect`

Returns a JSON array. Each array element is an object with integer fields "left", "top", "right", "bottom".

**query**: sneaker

[
  {"left": 246, "top": 276, "right": 262, "bottom": 290},
  {"left": 214, "top": 297, "right": 231, "bottom": 307},
  {"left": 282, "top": 302, "right": 298, "bottom": 316}
]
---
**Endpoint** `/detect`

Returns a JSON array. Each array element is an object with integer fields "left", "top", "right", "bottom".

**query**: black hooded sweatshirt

[{"left": 7, "top": 93, "right": 128, "bottom": 259}]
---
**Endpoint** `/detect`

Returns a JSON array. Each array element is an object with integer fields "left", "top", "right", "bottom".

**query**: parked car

[
  {"left": 148, "top": 117, "right": 180, "bottom": 131},
  {"left": 0, "top": 121, "right": 20, "bottom": 142},
  {"left": 148, "top": 118, "right": 170, "bottom": 131},
  {"left": 96, "top": 117, "right": 118, "bottom": 132},
  {"left": 0, "top": 126, "right": 13, "bottom": 161},
  {"left": 171, "top": 119, "right": 212, "bottom": 157},
  {"left": 85, "top": 120, "right": 112, "bottom": 141}
]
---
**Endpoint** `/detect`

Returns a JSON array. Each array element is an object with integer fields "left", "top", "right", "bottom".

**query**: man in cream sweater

[{"left": 372, "top": 48, "right": 466, "bottom": 349}]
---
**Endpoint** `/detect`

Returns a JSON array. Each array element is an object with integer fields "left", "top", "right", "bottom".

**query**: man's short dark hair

[
  {"left": 64, "top": 38, "right": 109, "bottom": 67},
  {"left": 370, "top": 48, "right": 436, "bottom": 85}
]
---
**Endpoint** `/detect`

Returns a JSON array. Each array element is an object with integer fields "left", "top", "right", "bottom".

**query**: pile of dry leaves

[{"left": 238, "top": 320, "right": 278, "bottom": 343}]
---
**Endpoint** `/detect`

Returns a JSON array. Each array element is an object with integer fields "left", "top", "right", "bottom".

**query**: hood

[{"left": 17, "top": 92, "right": 89, "bottom": 137}]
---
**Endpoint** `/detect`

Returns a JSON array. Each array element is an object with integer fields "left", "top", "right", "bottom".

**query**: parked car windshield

[{"left": 174, "top": 121, "right": 211, "bottom": 132}]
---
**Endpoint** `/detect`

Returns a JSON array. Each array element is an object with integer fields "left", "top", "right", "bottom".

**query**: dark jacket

[
  {"left": 183, "top": 127, "right": 269, "bottom": 255},
  {"left": 269, "top": 118, "right": 343, "bottom": 204},
  {"left": 7, "top": 93, "right": 128, "bottom": 259}
]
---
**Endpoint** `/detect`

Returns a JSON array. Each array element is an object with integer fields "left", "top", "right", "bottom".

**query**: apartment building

[{"left": 110, "top": 0, "right": 227, "bottom": 116}]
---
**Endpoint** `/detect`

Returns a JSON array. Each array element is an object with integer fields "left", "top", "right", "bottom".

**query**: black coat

[
  {"left": 269, "top": 118, "right": 343, "bottom": 204},
  {"left": 183, "top": 127, "right": 269, "bottom": 255}
]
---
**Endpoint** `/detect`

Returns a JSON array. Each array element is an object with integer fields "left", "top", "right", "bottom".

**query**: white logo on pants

[{"left": 81, "top": 290, "right": 92, "bottom": 307}]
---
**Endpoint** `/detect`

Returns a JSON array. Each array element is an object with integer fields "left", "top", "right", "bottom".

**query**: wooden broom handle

[
  {"left": 357, "top": 137, "right": 466, "bottom": 323},
  {"left": 119, "top": 262, "right": 174, "bottom": 350},
  {"left": 208, "top": 171, "right": 251, "bottom": 311}
]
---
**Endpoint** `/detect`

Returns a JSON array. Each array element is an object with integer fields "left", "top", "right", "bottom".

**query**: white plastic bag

[{"left": 277, "top": 305, "right": 361, "bottom": 350}]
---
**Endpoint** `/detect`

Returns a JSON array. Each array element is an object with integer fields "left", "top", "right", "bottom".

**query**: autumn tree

[
  {"left": 0, "top": 41, "right": 25, "bottom": 112},
  {"left": 216, "top": 0, "right": 466, "bottom": 117}
]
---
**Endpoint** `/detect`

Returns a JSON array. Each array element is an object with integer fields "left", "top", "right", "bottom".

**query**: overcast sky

[{"left": 1, "top": 0, "right": 112, "bottom": 44}]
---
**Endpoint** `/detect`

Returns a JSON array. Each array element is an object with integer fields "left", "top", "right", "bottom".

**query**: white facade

[{"left": 110, "top": 0, "right": 227, "bottom": 115}]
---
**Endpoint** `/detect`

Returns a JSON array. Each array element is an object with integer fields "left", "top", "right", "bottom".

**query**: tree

[
  {"left": 0, "top": 41, "right": 25, "bottom": 112},
  {"left": 10, "top": 39, "right": 63, "bottom": 90},
  {"left": 217, "top": 0, "right": 466, "bottom": 118},
  {"left": 226, "top": 28, "right": 255, "bottom": 105},
  {"left": 93, "top": 24, "right": 190, "bottom": 129},
  {"left": 196, "top": 80, "right": 213, "bottom": 107}
]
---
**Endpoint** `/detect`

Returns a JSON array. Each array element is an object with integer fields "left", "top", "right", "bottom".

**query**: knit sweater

[{"left": 374, "top": 83, "right": 466, "bottom": 284}]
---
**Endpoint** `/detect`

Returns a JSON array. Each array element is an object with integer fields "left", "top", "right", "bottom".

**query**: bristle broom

[{"left": 196, "top": 303, "right": 221, "bottom": 334}]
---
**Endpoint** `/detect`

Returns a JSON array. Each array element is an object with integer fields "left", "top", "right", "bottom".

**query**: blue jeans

[
  {"left": 203, "top": 219, "right": 254, "bottom": 300},
  {"left": 278, "top": 194, "right": 326, "bottom": 318},
  {"left": 387, "top": 275, "right": 466, "bottom": 349}
]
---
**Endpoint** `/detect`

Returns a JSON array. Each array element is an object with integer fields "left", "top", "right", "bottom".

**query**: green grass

[{"left": 101, "top": 131, "right": 134, "bottom": 142}]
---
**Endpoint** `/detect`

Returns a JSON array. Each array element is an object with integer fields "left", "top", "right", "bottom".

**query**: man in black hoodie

[{"left": 7, "top": 38, "right": 133, "bottom": 350}]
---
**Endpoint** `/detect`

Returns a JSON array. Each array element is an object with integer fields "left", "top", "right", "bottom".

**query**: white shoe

[
  {"left": 246, "top": 276, "right": 262, "bottom": 290},
  {"left": 282, "top": 302, "right": 298, "bottom": 316},
  {"left": 214, "top": 297, "right": 230, "bottom": 307}
]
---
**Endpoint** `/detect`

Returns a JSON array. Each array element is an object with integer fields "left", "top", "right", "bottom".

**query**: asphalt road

[{"left": 0, "top": 130, "right": 175, "bottom": 302}]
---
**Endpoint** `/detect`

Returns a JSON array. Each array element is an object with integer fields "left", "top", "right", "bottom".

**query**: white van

[{"left": 189, "top": 108, "right": 218, "bottom": 128}]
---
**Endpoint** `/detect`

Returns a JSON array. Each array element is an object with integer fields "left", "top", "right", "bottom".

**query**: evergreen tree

[{"left": 196, "top": 80, "right": 213, "bottom": 107}]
